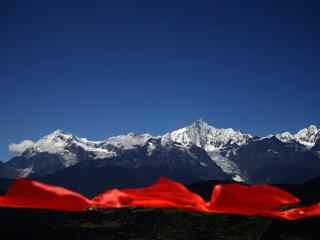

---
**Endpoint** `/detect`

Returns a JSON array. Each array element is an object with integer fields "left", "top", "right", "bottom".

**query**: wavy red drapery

[{"left": 0, "top": 177, "right": 319, "bottom": 220}]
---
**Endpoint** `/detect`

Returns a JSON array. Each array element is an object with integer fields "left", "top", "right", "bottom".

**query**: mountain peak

[
  {"left": 297, "top": 124, "right": 318, "bottom": 133},
  {"left": 163, "top": 121, "right": 252, "bottom": 152},
  {"left": 307, "top": 124, "right": 318, "bottom": 131},
  {"left": 47, "top": 129, "right": 73, "bottom": 138},
  {"left": 191, "top": 119, "right": 210, "bottom": 129},
  {"left": 52, "top": 129, "right": 65, "bottom": 134},
  {"left": 275, "top": 131, "right": 295, "bottom": 143},
  {"left": 275, "top": 124, "right": 319, "bottom": 147},
  {"left": 295, "top": 124, "right": 319, "bottom": 147}
]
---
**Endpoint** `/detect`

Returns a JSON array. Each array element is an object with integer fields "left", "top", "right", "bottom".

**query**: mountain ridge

[{"left": 2, "top": 120, "right": 320, "bottom": 189}]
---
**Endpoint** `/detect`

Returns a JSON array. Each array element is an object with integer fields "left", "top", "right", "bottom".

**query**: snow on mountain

[
  {"left": 275, "top": 132, "right": 295, "bottom": 143},
  {"left": 295, "top": 125, "right": 319, "bottom": 147},
  {"left": 7, "top": 121, "right": 250, "bottom": 181},
  {"left": 10, "top": 130, "right": 112, "bottom": 167},
  {"left": 9, "top": 130, "right": 156, "bottom": 164},
  {"left": 103, "top": 133, "right": 153, "bottom": 150},
  {"left": 162, "top": 119, "right": 253, "bottom": 182},
  {"left": 275, "top": 125, "right": 319, "bottom": 148},
  {"left": 162, "top": 119, "right": 253, "bottom": 151},
  {"left": 207, "top": 151, "right": 247, "bottom": 182},
  {"left": 9, "top": 130, "right": 77, "bottom": 167},
  {"left": 312, "top": 132, "right": 320, "bottom": 153},
  {"left": 9, "top": 140, "right": 35, "bottom": 155},
  {"left": 229, "top": 134, "right": 320, "bottom": 184},
  {"left": 8, "top": 123, "right": 319, "bottom": 159},
  {"left": 5, "top": 121, "right": 319, "bottom": 183},
  {"left": 6, "top": 130, "right": 159, "bottom": 177},
  {"left": 14, "top": 120, "right": 252, "bottom": 162}
]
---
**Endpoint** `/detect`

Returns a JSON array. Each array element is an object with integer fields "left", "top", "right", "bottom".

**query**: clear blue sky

[{"left": 1, "top": 0, "right": 319, "bottom": 160}]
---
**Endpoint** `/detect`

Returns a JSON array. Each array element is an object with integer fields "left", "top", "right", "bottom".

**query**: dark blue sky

[{"left": 1, "top": 0, "right": 319, "bottom": 160}]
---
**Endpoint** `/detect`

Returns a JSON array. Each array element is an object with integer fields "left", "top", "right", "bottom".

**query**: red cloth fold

[
  {"left": 208, "top": 183, "right": 300, "bottom": 217},
  {"left": 274, "top": 203, "right": 320, "bottom": 220},
  {"left": 96, "top": 177, "right": 209, "bottom": 212},
  {"left": 92, "top": 189, "right": 133, "bottom": 208},
  {"left": 0, "top": 177, "right": 320, "bottom": 220},
  {"left": 0, "top": 179, "right": 91, "bottom": 211}
]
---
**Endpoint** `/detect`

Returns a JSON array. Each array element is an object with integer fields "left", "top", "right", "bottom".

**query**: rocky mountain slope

[{"left": 0, "top": 162, "right": 19, "bottom": 179}]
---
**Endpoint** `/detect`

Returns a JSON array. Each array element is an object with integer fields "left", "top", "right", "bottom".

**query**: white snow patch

[
  {"left": 267, "top": 149, "right": 279, "bottom": 154},
  {"left": 275, "top": 132, "right": 294, "bottom": 143},
  {"left": 106, "top": 133, "right": 152, "bottom": 150},
  {"left": 233, "top": 175, "right": 245, "bottom": 182},
  {"left": 199, "top": 162, "right": 208, "bottom": 167},
  {"left": 147, "top": 142, "right": 157, "bottom": 156},
  {"left": 208, "top": 151, "right": 242, "bottom": 175},
  {"left": 18, "top": 167, "right": 34, "bottom": 177},
  {"left": 274, "top": 124, "right": 319, "bottom": 148},
  {"left": 9, "top": 140, "right": 35, "bottom": 155}
]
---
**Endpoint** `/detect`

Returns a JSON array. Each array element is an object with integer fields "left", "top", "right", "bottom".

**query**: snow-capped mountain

[
  {"left": 275, "top": 132, "right": 295, "bottom": 143},
  {"left": 162, "top": 119, "right": 253, "bottom": 151},
  {"left": 7, "top": 120, "right": 254, "bottom": 181},
  {"left": 10, "top": 130, "right": 156, "bottom": 160},
  {"left": 7, "top": 130, "right": 156, "bottom": 176},
  {"left": 5, "top": 124, "right": 230, "bottom": 183},
  {"left": 162, "top": 119, "right": 253, "bottom": 182},
  {"left": 38, "top": 137, "right": 229, "bottom": 196},
  {"left": 2, "top": 120, "right": 320, "bottom": 189},
  {"left": 230, "top": 135, "right": 320, "bottom": 184},
  {"left": 276, "top": 125, "right": 319, "bottom": 148},
  {"left": 10, "top": 129, "right": 115, "bottom": 162}
]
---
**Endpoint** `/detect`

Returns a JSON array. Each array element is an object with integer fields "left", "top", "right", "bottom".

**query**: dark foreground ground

[{"left": 0, "top": 207, "right": 319, "bottom": 240}]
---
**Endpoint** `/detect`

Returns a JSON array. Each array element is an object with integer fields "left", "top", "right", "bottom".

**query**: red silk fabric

[
  {"left": 0, "top": 177, "right": 320, "bottom": 220},
  {"left": 93, "top": 177, "right": 209, "bottom": 212},
  {"left": 208, "top": 183, "right": 300, "bottom": 217},
  {"left": 0, "top": 179, "right": 91, "bottom": 211}
]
